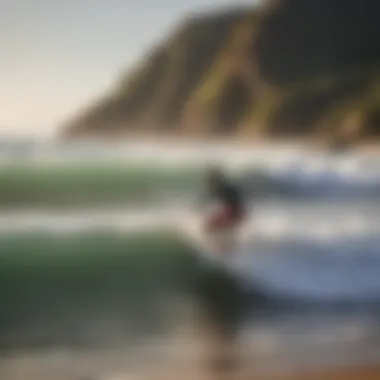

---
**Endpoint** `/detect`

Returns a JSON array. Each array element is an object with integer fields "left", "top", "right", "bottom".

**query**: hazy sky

[{"left": 0, "top": 0, "right": 257, "bottom": 136}]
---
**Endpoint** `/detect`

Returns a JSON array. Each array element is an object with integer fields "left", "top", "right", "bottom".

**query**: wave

[
  {"left": 250, "top": 154, "right": 380, "bottom": 199},
  {"left": 234, "top": 235, "right": 380, "bottom": 305},
  {"left": 1, "top": 228, "right": 380, "bottom": 352},
  {"left": 268, "top": 169, "right": 380, "bottom": 199},
  {"left": 0, "top": 231, "right": 198, "bottom": 351},
  {"left": 2, "top": 144, "right": 380, "bottom": 202}
]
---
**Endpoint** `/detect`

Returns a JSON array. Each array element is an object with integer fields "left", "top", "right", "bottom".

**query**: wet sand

[
  {"left": 1, "top": 311, "right": 380, "bottom": 380},
  {"left": 2, "top": 350, "right": 380, "bottom": 380},
  {"left": 274, "top": 365, "right": 380, "bottom": 380},
  {"left": 148, "top": 365, "right": 380, "bottom": 380}
]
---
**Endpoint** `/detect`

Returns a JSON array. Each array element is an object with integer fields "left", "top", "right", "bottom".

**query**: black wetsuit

[{"left": 211, "top": 180, "right": 244, "bottom": 213}]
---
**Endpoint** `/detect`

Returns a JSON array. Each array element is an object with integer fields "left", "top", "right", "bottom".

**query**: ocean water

[{"left": 1, "top": 143, "right": 380, "bottom": 378}]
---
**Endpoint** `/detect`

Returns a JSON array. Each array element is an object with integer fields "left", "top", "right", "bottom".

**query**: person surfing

[
  {"left": 200, "top": 165, "right": 247, "bottom": 257},
  {"left": 196, "top": 166, "right": 248, "bottom": 376}
]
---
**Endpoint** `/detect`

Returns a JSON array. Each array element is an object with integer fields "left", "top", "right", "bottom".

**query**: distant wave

[
  {"left": 267, "top": 163, "right": 380, "bottom": 198},
  {"left": 2, "top": 140, "right": 380, "bottom": 198}
]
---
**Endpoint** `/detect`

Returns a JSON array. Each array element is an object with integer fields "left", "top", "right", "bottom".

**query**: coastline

[{"left": 57, "top": 132, "right": 380, "bottom": 153}]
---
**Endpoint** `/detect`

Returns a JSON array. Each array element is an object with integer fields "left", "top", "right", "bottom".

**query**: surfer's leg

[
  {"left": 195, "top": 267, "right": 243, "bottom": 378},
  {"left": 216, "top": 228, "right": 236, "bottom": 255},
  {"left": 205, "top": 212, "right": 239, "bottom": 256},
  {"left": 207, "top": 228, "right": 234, "bottom": 257}
]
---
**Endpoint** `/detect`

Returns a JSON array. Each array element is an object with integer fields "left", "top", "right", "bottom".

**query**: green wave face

[{"left": 0, "top": 231, "right": 200, "bottom": 350}]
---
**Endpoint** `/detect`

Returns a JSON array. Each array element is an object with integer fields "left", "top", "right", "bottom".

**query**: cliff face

[
  {"left": 253, "top": 0, "right": 380, "bottom": 139},
  {"left": 62, "top": 1, "right": 380, "bottom": 142}
]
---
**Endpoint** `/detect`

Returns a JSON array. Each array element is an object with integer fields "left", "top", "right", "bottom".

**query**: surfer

[
  {"left": 201, "top": 165, "right": 247, "bottom": 255},
  {"left": 196, "top": 166, "right": 248, "bottom": 376}
]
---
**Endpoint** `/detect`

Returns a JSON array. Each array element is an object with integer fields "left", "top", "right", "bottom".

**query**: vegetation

[{"left": 62, "top": 0, "right": 380, "bottom": 143}]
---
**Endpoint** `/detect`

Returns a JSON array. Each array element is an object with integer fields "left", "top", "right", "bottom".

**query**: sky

[{"left": 0, "top": 0, "right": 258, "bottom": 137}]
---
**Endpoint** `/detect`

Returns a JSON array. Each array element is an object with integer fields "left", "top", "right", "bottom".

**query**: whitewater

[{"left": 1, "top": 143, "right": 380, "bottom": 304}]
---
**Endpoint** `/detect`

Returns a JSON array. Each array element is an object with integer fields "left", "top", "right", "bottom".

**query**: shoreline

[
  {"left": 4, "top": 134, "right": 380, "bottom": 158},
  {"left": 2, "top": 346, "right": 380, "bottom": 380},
  {"left": 57, "top": 132, "right": 380, "bottom": 150}
]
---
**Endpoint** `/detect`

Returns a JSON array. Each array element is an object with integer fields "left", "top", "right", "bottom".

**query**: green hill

[{"left": 61, "top": 0, "right": 380, "bottom": 143}]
